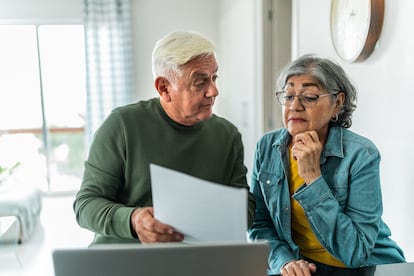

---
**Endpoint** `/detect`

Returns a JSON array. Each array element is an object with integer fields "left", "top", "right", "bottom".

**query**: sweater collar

[
  {"left": 154, "top": 97, "right": 205, "bottom": 130},
  {"left": 273, "top": 126, "right": 344, "bottom": 160}
]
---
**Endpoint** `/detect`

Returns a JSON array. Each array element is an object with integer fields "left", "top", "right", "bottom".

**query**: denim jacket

[{"left": 248, "top": 126, "right": 405, "bottom": 275}]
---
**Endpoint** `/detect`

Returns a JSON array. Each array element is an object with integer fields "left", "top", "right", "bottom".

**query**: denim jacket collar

[{"left": 272, "top": 126, "right": 345, "bottom": 164}]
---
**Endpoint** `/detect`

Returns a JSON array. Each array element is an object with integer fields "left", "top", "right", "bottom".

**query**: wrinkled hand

[
  {"left": 131, "top": 207, "right": 184, "bottom": 243},
  {"left": 280, "top": 260, "right": 317, "bottom": 276},
  {"left": 291, "top": 130, "right": 323, "bottom": 184}
]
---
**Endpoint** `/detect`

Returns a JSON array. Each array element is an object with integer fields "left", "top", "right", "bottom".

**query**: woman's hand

[
  {"left": 130, "top": 207, "right": 184, "bottom": 243},
  {"left": 280, "top": 260, "right": 317, "bottom": 276},
  {"left": 291, "top": 130, "right": 323, "bottom": 184}
]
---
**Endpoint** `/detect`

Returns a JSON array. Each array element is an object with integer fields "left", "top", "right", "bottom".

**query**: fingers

[
  {"left": 281, "top": 260, "right": 316, "bottom": 276},
  {"left": 291, "top": 131, "right": 323, "bottom": 184},
  {"left": 294, "top": 131, "right": 320, "bottom": 146},
  {"left": 291, "top": 138, "right": 320, "bottom": 165},
  {"left": 131, "top": 207, "right": 184, "bottom": 243}
]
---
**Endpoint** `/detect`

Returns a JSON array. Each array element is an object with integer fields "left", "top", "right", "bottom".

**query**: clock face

[{"left": 331, "top": 0, "right": 371, "bottom": 62}]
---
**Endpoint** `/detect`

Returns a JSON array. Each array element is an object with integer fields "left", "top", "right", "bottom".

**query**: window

[{"left": 0, "top": 25, "right": 86, "bottom": 193}]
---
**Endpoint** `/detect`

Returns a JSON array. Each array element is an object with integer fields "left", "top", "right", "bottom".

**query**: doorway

[{"left": 262, "top": 0, "right": 292, "bottom": 133}]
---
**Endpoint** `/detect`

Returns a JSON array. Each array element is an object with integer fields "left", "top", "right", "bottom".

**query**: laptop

[{"left": 52, "top": 241, "right": 269, "bottom": 276}]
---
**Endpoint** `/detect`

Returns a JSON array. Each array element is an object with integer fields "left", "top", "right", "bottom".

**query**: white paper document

[{"left": 150, "top": 164, "right": 248, "bottom": 243}]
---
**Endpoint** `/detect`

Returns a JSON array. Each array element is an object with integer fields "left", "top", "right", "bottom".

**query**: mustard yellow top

[{"left": 289, "top": 149, "right": 346, "bottom": 267}]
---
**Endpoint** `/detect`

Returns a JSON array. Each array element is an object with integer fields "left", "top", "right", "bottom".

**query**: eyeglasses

[{"left": 275, "top": 91, "right": 338, "bottom": 108}]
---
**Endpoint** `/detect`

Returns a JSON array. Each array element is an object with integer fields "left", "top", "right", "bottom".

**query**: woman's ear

[
  {"left": 154, "top": 77, "right": 171, "bottom": 102},
  {"left": 335, "top": 92, "right": 345, "bottom": 113}
]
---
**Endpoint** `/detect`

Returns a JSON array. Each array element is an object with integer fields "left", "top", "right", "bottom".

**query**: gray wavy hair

[{"left": 276, "top": 54, "right": 357, "bottom": 128}]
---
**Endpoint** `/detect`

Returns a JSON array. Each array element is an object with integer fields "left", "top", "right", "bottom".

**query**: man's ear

[{"left": 154, "top": 77, "right": 171, "bottom": 102}]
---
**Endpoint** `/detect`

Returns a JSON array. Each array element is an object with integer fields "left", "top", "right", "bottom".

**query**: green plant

[{"left": 0, "top": 162, "right": 20, "bottom": 184}]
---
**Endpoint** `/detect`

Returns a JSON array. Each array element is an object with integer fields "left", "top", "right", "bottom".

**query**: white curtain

[{"left": 83, "top": 0, "right": 135, "bottom": 146}]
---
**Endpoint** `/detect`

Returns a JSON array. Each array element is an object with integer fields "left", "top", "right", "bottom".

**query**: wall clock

[{"left": 330, "top": 0, "right": 384, "bottom": 63}]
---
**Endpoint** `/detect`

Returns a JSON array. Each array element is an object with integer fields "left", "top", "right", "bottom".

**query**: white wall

[
  {"left": 293, "top": 0, "right": 414, "bottom": 261},
  {"left": 216, "top": 0, "right": 263, "bottom": 180}
]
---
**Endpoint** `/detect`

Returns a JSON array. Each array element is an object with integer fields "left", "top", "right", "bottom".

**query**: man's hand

[{"left": 131, "top": 207, "right": 184, "bottom": 243}]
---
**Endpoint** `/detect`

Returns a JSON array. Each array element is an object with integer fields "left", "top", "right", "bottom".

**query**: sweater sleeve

[{"left": 73, "top": 111, "right": 137, "bottom": 241}]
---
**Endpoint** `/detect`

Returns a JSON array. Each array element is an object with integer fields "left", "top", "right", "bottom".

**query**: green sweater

[{"left": 74, "top": 98, "right": 255, "bottom": 244}]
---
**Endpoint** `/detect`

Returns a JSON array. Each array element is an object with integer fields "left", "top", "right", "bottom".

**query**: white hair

[{"left": 151, "top": 31, "right": 216, "bottom": 80}]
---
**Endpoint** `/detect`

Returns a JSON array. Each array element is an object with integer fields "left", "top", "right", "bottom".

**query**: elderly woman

[{"left": 248, "top": 55, "right": 405, "bottom": 276}]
